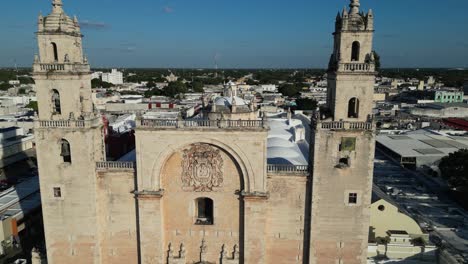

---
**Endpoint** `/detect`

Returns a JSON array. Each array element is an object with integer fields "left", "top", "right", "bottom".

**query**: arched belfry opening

[
  {"left": 51, "top": 42, "right": 58, "bottom": 62},
  {"left": 348, "top": 97, "right": 360, "bottom": 118},
  {"left": 60, "top": 139, "right": 71, "bottom": 163},
  {"left": 351, "top": 41, "right": 360, "bottom": 61},
  {"left": 52, "top": 89, "right": 61, "bottom": 114}
]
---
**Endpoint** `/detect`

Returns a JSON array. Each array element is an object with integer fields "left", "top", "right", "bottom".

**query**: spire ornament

[
  {"left": 52, "top": 0, "right": 64, "bottom": 13},
  {"left": 349, "top": 0, "right": 360, "bottom": 15}
]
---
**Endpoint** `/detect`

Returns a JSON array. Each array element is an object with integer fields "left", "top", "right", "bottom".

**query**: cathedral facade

[{"left": 33, "top": 0, "right": 376, "bottom": 263}]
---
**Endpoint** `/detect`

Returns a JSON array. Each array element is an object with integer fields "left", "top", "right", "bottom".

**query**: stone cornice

[
  {"left": 240, "top": 191, "right": 269, "bottom": 200},
  {"left": 133, "top": 189, "right": 164, "bottom": 200}
]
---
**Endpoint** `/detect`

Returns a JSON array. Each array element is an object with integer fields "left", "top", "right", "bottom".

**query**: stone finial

[
  {"left": 233, "top": 244, "right": 239, "bottom": 260},
  {"left": 31, "top": 248, "right": 44, "bottom": 264},
  {"left": 199, "top": 239, "right": 207, "bottom": 262},
  {"left": 167, "top": 243, "right": 174, "bottom": 258},
  {"left": 52, "top": 0, "right": 64, "bottom": 13},
  {"left": 179, "top": 243, "right": 186, "bottom": 258},
  {"left": 220, "top": 244, "right": 227, "bottom": 259},
  {"left": 342, "top": 6, "right": 348, "bottom": 17},
  {"left": 34, "top": 54, "right": 40, "bottom": 63},
  {"left": 349, "top": 0, "right": 360, "bottom": 15},
  {"left": 231, "top": 97, "right": 237, "bottom": 113}
]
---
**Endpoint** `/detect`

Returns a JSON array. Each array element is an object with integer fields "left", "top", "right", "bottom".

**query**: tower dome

[{"left": 40, "top": 0, "right": 80, "bottom": 35}]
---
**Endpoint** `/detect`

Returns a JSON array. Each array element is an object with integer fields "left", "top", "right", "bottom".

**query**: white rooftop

[
  {"left": 267, "top": 115, "right": 309, "bottom": 165},
  {"left": 377, "top": 129, "right": 468, "bottom": 159}
]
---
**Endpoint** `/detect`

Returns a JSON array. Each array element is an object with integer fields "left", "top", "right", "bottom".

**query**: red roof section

[{"left": 443, "top": 118, "right": 468, "bottom": 131}]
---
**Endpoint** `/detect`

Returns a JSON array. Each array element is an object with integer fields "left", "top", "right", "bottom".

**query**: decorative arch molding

[{"left": 149, "top": 138, "right": 255, "bottom": 193}]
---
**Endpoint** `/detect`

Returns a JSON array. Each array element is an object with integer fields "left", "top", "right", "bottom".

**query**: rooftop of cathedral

[
  {"left": 266, "top": 112, "right": 310, "bottom": 166},
  {"left": 120, "top": 112, "right": 311, "bottom": 167}
]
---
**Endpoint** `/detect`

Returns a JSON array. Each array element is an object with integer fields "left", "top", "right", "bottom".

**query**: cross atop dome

[{"left": 349, "top": 0, "right": 360, "bottom": 15}]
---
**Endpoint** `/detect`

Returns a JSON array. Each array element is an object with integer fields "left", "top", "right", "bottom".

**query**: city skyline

[{"left": 1, "top": 0, "right": 468, "bottom": 68}]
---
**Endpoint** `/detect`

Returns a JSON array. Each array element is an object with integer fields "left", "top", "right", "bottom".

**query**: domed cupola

[{"left": 40, "top": 0, "right": 81, "bottom": 35}]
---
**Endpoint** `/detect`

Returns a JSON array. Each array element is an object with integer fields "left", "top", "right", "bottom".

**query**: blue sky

[{"left": 1, "top": 0, "right": 468, "bottom": 68}]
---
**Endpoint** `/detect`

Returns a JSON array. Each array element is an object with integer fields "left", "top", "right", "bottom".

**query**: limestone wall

[
  {"left": 160, "top": 146, "right": 242, "bottom": 263},
  {"left": 96, "top": 169, "right": 138, "bottom": 264},
  {"left": 35, "top": 126, "right": 104, "bottom": 264},
  {"left": 310, "top": 128, "right": 375, "bottom": 264},
  {"left": 34, "top": 74, "right": 93, "bottom": 120},
  {"left": 265, "top": 175, "right": 308, "bottom": 264}
]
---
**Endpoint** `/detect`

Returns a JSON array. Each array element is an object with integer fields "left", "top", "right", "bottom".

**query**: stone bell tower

[
  {"left": 309, "top": 0, "right": 376, "bottom": 263},
  {"left": 33, "top": 0, "right": 104, "bottom": 263}
]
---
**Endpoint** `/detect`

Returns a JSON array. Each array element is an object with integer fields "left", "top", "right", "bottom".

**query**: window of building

[
  {"left": 348, "top": 193, "right": 358, "bottom": 204},
  {"left": 378, "top": 205, "right": 385, "bottom": 211},
  {"left": 53, "top": 187, "right": 62, "bottom": 198},
  {"left": 195, "top": 198, "right": 213, "bottom": 225},
  {"left": 60, "top": 139, "right": 71, "bottom": 163},
  {"left": 52, "top": 89, "right": 61, "bottom": 114},
  {"left": 51, "top": 42, "right": 59, "bottom": 62},
  {"left": 351, "top": 41, "right": 360, "bottom": 61},
  {"left": 347, "top": 98, "right": 360, "bottom": 118}
]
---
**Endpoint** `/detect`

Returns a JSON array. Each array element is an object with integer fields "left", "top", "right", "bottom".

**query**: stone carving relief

[{"left": 181, "top": 144, "right": 224, "bottom": 192}]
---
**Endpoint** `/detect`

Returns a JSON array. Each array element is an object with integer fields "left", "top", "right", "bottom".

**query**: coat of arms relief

[{"left": 181, "top": 144, "right": 224, "bottom": 192}]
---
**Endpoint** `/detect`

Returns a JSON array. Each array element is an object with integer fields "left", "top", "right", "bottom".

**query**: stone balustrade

[
  {"left": 33, "top": 63, "right": 90, "bottom": 73},
  {"left": 267, "top": 164, "right": 309, "bottom": 175},
  {"left": 96, "top": 161, "right": 136, "bottom": 171},
  {"left": 338, "top": 62, "right": 375, "bottom": 73},
  {"left": 320, "top": 121, "right": 373, "bottom": 131},
  {"left": 35, "top": 117, "right": 101, "bottom": 129},
  {"left": 139, "top": 119, "right": 267, "bottom": 129}
]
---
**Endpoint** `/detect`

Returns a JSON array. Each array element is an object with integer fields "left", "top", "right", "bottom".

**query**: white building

[
  {"left": 260, "top": 84, "right": 277, "bottom": 92},
  {"left": 91, "top": 71, "right": 103, "bottom": 80},
  {"left": 102, "top": 69, "right": 123, "bottom": 85}
]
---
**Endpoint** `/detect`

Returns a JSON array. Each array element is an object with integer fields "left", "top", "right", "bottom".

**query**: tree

[
  {"left": 192, "top": 81, "right": 204, "bottom": 93},
  {"left": 296, "top": 98, "right": 318, "bottom": 110},
  {"left": 18, "top": 77, "right": 35, "bottom": 84},
  {"left": 144, "top": 88, "right": 163, "bottom": 98},
  {"left": 163, "top": 81, "right": 187, "bottom": 98},
  {"left": 91, "top": 78, "right": 112, "bottom": 89},
  {"left": 146, "top": 81, "right": 156, "bottom": 89},
  {"left": 279, "top": 83, "right": 301, "bottom": 97},
  {"left": 0, "top": 82, "right": 12, "bottom": 91},
  {"left": 26, "top": 101, "right": 39, "bottom": 113},
  {"left": 439, "top": 149, "right": 468, "bottom": 191}
]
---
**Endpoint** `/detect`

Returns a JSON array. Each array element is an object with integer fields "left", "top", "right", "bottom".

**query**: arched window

[
  {"left": 60, "top": 139, "right": 71, "bottom": 163},
  {"left": 351, "top": 41, "right": 360, "bottom": 61},
  {"left": 52, "top": 89, "right": 61, "bottom": 114},
  {"left": 51, "top": 42, "right": 59, "bottom": 62},
  {"left": 195, "top": 198, "right": 213, "bottom": 225},
  {"left": 348, "top": 97, "right": 360, "bottom": 118}
]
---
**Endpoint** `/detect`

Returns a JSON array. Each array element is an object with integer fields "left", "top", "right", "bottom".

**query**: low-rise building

[
  {"left": 411, "top": 103, "right": 468, "bottom": 118},
  {"left": 434, "top": 91, "right": 464, "bottom": 104},
  {"left": 376, "top": 129, "right": 468, "bottom": 167}
]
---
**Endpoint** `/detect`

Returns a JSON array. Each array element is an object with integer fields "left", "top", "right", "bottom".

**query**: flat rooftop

[{"left": 377, "top": 129, "right": 468, "bottom": 159}]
